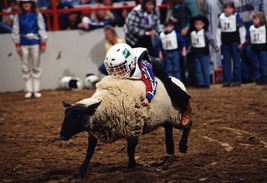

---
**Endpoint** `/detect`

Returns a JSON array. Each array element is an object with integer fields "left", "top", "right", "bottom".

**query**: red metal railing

[{"left": 0, "top": 1, "right": 166, "bottom": 31}]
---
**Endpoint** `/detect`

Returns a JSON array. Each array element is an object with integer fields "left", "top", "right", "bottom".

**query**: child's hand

[
  {"left": 40, "top": 44, "right": 46, "bottom": 53},
  {"left": 159, "top": 51, "right": 163, "bottom": 60},
  {"left": 146, "top": 30, "right": 156, "bottom": 36},
  {"left": 215, "top": 48, "right": 219, "bottom": 52},
  {"left": 181, "top": 27, "right": 189, "bottom": 36},
  {"left": 141, "top": 98, "right": 150, "bottom": 107},
  {"left": 16, "top": 46, "right": 22, "bottom": 55},
  {"left": 181, "top": 48, "right": 187, "bottom": 57},
  {"left": 78, "top": 22, "right": 89, "bottom": 30},
  {"left": 170, "top": 17, "right": 178, "bottom": 23},
  {"left": 237, "top": 44, "right": 243, "bottom": 49}
]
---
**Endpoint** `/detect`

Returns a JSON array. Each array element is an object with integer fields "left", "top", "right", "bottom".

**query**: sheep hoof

[
  {"left": 128, "top": 163, "right": 136, "bottom": 168},
  {"left": 74, "top": 168, "right": 87, "bottom": 178},
  {"left": 73, "top": 172, "right": 84, "bottom": 178},
  {"left": 74, "top": 172, "right": 85, "bottom": 178},
  {"left": 179, "top": 143, "right": 188, "bottom": 153}
]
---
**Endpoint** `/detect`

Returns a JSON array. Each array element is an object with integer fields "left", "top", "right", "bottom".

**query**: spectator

[
  {"left": 233, "top": 0, "right": 264, "bottom": 83},
  {"left": 12, "top": 0, "right": 48, "bottom": 98},
  {"left": 115, "top": 3, "right": 132, "bottom": 27},
  {"left": 165, "top": 0, "right": 199, "bottom": 85},
  {"left": 216, "top": 1, "right": 246, "bottom": 87},
  {"left": 188, "top": 14, "right": 219, "bottom": 88},
  {"left": 78, "top": 4, "right": 115, "bottom": 30},
  {"left": 158, "top": 20, "right": 187, "bottom": 80},
  {"left": 123, "top": 0, "right": 161, "bottom": 57},
  {"left": 104, "top": 25, "right": 124, "bottom": 52},
  {"left": 60, "top": 9, "right": 82, "bottom": 30},
  {"left": 66, "top": 0, "right": 80, "bottom": 6},
  {"left": 99, "top": 25, "right": 125, "bottom": 75},
  {"left": 57, "top": 0, "right": 73, "bottom": 9},
  {"left": 242, "top": 12, "right": 267, "bottom": 85},
  {"left": 159, "top": 0, "right": 175, "bottom": 25},
  {"left": 79, "top": 0, "right": 95, "bottom": 5},
  {"left": 170, "top": 0, "right": 199, "bottom": 36},
  {"left": 37, "top": 0, "right": 48, "bottom": 9},
  {"left": 0, "top": 0, "right": 18, "bottom": 33},
  {"left": 57, "top": 0, "right": 75, "bottom": 30}
]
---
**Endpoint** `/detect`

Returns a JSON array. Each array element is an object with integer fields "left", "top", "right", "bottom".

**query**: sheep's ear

[
  {"left": 62, "top": 101, "right": 72, "bottom": 108},
  {"left": 85, "top": 100, "right": 102, "bottom": 116}
]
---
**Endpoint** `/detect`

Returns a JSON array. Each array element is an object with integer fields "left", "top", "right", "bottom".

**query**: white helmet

[
  {"left": 84, "top": 73, "right": 100, "bottom": 89},
  {"left": 60, "top": 76, "right": 84, "bottom": 91},
  {"left": 104, "top": 43, "right": 136, "bottom": 78}
]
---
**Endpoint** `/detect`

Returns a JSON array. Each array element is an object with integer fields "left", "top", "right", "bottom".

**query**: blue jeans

[
  {"left": 241, "top": 23, "right": 259, "bottom": 82},
  {"left": 241, "top": 45, "right": 259, "bottom": 78},
  {"left": 194, "top": 55, "right": 210, "bottom": 86},
  {"left": 98, "top": 63, "right": 108, "bottom": 75},
  {"left": 164, "top": 50, "right": 181, "bottom": 80},
  {"left": 254, "top": 51, "right": 267, "bottom": 82},
  {"left": 221, "top": 42, "right": 241, "bottom": 85}
]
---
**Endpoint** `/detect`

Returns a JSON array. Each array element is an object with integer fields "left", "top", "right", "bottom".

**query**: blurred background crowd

[{"left": 0, "top": 0, "right": 266, "bottom": 88}]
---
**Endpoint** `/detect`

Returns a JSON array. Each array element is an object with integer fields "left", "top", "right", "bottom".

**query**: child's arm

[
  {"left": 181, "top": 47, "right": 187, "bottom": 57},
  {"left": 11, "top": 14, "right": 21, "bottom": 55},
  {"left": 37, "top": 12, "right": 48, "bottom": 53},
  {"left": 237, "top": 14, "right": 246, "bottom": 48},
  {"left": 177, "top": 32, "right": 187, "bottom": 56},
  {"left": 158, "top": 50, "right": 163, "bottom": 61},
  {"left": 238, "top": 26, "right": 246, "bottom": 48},
  {"left": 205, "top": 31, "right": 219, "bottom": 52},
  {"left": 241, "top": 26, "right": 251, "bottom": 48},
  {"left": 157, "top": 39, "right": 164, "bottom": 60},
  {"left": 216, "top": 19, "right": 222, "bottom": 48},
  {"left": 139, "top": 61, "right": 158, "bottom": 105}
]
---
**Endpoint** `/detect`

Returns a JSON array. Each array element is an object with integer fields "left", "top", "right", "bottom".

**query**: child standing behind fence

[
  {"left": 243, "top": 12, "right": 267, "bottom": 85},
  {"left": 158, "top": 20, "right": 187, "bottom": 80},
  {"left": 188, "top": 15, "right": 219, "bottom": 88},
  {"left": 12, "top": 0, "right": 48, "bottom": 99},
  {"left": 216, "top": 1, "right": 246, "bottom": 87}
]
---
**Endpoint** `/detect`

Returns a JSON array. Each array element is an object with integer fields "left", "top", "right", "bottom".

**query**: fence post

[{"left": 51, "top": 0, "right": 59, "bottom": 30}]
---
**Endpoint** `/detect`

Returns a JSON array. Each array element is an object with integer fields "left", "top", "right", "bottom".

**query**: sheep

[{"left": 60, "top": 75, "right": 192, "bottom": 177}]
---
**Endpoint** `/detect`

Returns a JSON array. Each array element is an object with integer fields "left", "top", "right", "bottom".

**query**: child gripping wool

[{"left": 104, "top": 43, "right": 192, "bottom": 128}]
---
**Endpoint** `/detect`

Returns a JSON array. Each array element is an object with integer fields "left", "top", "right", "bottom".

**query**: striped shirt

[{"left": 233, "top": 0, "right": 263, "bottom": 23}]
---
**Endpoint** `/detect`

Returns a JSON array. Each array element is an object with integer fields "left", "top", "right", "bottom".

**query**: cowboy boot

[
  {"left": 24, "top": 78, "right": 33, "bottom": 99},
  {"left": 33, "top": 78, "right": 42, "bottom": 98}
]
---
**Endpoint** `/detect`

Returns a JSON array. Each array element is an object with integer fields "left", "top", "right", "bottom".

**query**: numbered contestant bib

[
  {"left": 220, "top": 13, "right": 237, "bottom": 32},
  {"left": 250, "top": 25, "right": 266, "bottom": 44},
  {"left": 160, "top": 31, "right": 178, "bottom": 50},
  {"left": 191, "top": 29, "right": 205, "bottom": 48}
]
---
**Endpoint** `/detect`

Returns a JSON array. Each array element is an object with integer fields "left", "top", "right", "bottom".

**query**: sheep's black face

[
  {"left": 60, "top": 101, "right": 102, "bottom": 141},
  {"left": 60, "top": 103, "right": 89, "bottom": 141}
]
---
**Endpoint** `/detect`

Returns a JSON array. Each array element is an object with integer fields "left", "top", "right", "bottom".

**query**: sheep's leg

[
  {"left": 127, "top": 138, "right": 138, "bottom": 168},
  {"left": 75, "top": 133, "right": 97, "bottom": 177},
  {"left": 179, "top": 120, "right": 192, "bottom": 153},
  {"left": 163, "top": 123, "right": 174, "bottom": 155}
]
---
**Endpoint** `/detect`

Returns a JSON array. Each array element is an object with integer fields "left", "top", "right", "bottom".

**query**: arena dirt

[{"left": 0, "top": 83, "right": 267, "bottom": 183}]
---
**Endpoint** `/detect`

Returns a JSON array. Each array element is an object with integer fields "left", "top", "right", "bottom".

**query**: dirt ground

[{"left": 0, "top": 83, "right": 267, "bottom": 183}]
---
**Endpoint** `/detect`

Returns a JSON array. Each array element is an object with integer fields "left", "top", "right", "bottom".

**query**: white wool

[{"left": 78, "top": 76, "right": 182, "bottom": 143}]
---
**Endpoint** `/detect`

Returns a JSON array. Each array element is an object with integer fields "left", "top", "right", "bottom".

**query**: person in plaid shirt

[{"left": 123, "top": 0, "right": 161, "bottom": 57}]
